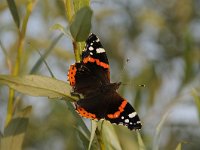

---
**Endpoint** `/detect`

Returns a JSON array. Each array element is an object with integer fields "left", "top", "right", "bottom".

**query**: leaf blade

[
  {"left": 99, "top": 121, "right": 122, "bottom": 150},
  {"left": 30, "top": 33, "right": 63, "bottom": 74},
  {"left": 73, "top": 0, "right": 90, "bottom": 13},
  {"left": 137, "top": 131, "right": 146, "bottom": 150},
  {"left": 0, "top": 75, "right": 77, "bottom": 101},
  {"left": 70, "top": 6, "right": 93, "bottom": 42},
  {"left": 175, "top": 143, "right": 182, "bottom": 150},
  {"left": 88, "top": 121, "right": 97, "bottom": 150},
  {"left": 1, "top": 106, "right": 32, "bottom": 150},
  {"left": 192, "top": 89, "right": 200, "bottom": 120},
  {"left": 6, "top": 0, "right": 20, "bottom": 28}
]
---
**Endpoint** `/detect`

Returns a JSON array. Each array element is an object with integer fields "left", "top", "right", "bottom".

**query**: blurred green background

[{"left": 0, "top": 0, "right": 200, "bottom": 149}]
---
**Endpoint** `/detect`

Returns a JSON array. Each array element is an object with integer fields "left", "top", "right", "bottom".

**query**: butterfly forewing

[
  {"left": 82, "top": 33, "right": 110, "bottom": 81},
  {"left": 105, "top": 92, "right": 142, "bottom": 130}
]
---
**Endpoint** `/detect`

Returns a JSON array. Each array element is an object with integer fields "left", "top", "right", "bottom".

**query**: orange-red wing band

[
  {"left": 83, "top": 56, "right": 109, "bottom": 69},
  {"left": 68, "top": 64, "right": 77, "bottom": 86},
  {"left": 107, "top": 100, "right": 128, "bottom": 119},
  {"left": 76, "top": 105, "right": 97, "bottom": 119}
]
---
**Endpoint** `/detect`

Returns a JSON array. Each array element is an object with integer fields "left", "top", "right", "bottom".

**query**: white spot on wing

[
  {"left": 128, "top": 112, "right": 137, "bottom": 118},
  {"left": 121, "top": 116, "right": 124, "bottom": 119},
  {"left": 90, "top": 52, "right": 93, "bottom": 55},
  {"left": 89, "top": 46, "right": 94, "bottom": 51},
  {"left": 96, "top": 38, "right": 100, "bottom": 42},
  {"left": 125, "top": 119, "right": 129, "bottom": 123},
  {"left": 137, "top": 121, "right": 141, "bottom": 124},
  {"left": 96, "top": 48, "right": 105, "bottom": 53}
]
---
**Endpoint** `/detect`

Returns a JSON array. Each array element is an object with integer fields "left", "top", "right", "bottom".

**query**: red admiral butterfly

[{"left": 68, "top": 33, "right": 142, "bottom": 130}]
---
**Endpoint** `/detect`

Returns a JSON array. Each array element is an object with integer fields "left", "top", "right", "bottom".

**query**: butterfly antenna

[
  {"left": 139, "top": 84, "right": 146, "bottom": 87},
  {"left": 119, "top": 58, "right": 147, "bottom": 88},
  {"left": 121, "top": 80, "right": 146, "bottom": 89},
  {"left": 120, "top": 83, "right": 130, "bottom": 86}
]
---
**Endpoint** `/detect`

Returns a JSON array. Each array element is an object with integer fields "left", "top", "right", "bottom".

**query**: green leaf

[
  {"left": 66, "top": 101, "right": 90, "bottom": 134},
  {"left": 0, "top": 132, "right": 2, "bottom": 148},
  {"left": 70, "top": 6, "right": 93, "bottom": 42},
  {"left": 77, "top": 130, "right": 89, "bottom": 149},
  {"left": 175, "top": 143, "right": 182, "bottom": 150},
  {"left": 36, "top": 50, "right": 55, "bottom": 78},
  {"left": 6, "top": 0, "right": 20, "bottom": 28},
  {"left": 73, "top": 0, "right": 90, "bottom": 13},
  {"left": 50, "top": 23, "right": 70, "bottom": 37},
  {"left": 0, "top": 106, "right": 32, "bottom": 150},
  {"left": 0, "top": 40, "right": 12, "bottom": 70},
  {"left": 65, "top": 101, "right": 98, "bottom": 150},
  {"left": 30, "top": 33, "right": 63, "bottom": 74},
  {"left": 153, "top": 111, "right": 170, "bottom": 150},
  {"left": 99, "top": 121, "right": 122, "bottom": 150},
  {"left": 192, "top": 89, "right": 200, "bottom": 120},
  {"left": 88, "top": 121, "right": 97, "bottom": 150},
  {"left": 0, "top": 75, "right": 77, "bottom": 101},
  {"left": 64, "top": 0, "right": 74, "bottom": 22},
  {"left": 137, "top": 131, "right": 146, "bottom": 150}
]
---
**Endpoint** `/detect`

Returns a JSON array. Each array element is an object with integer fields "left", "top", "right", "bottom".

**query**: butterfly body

[{"left": 68, "top": 33, "right": 142, "bottom": 130}]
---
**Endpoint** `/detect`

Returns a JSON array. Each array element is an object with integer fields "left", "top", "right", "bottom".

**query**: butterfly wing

[
  {"left": 75, "top": 93, "right": 109, "bottom": 119},
  {"left": 82, "top": 34, "right": 109, "bottom": 67},
  {"left": 82, "top": 33, "right": 110, "bottom": 82},
  {"left": 68, "top": 33, "right": 110, "bottom": 95},
  {"left": 76, "top": 91, "right": 142, "bottom": 130},
  {"left": 105, "top": 92, "right": 142, "bottom": 130}
]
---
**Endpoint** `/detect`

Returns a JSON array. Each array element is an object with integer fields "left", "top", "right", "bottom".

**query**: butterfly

[{"left": 68, "top": 33, "right": 142, "bottom": 130}]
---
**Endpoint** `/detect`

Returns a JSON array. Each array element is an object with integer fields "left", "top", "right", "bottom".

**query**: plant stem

[
  {"left": 5, "top": 0, "right": 35, "bottom": 126},
  {"left": 73, "top": 41, "right": 81, "bottom": 63}
]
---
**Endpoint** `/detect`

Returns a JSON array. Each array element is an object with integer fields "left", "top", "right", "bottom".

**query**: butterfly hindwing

[
  {"left": 75, "top": 91, "right": 142, "bottom": 130},
  {"left": 75, "top": 93, "right": 110, "bottom": 119}
]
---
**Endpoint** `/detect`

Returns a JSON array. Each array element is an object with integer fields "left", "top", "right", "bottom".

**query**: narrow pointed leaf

[
  {"left": 70, "top": 6, "right": 93, "bottom": 42},
  {"left": 1, "top": 106, "right": 32, "bottom": 150},
  {"left": 192, "top": 89, "right": 200, "bottom": 120},
  {"left": 88, "top": 121, "right": 97, "bottom": 150},
  {"left": 0, "top": 132, "right": 2, "bottom": 149},
  {"left": 100, "top": 121, "right": 122, "bottom": 150},
  {"left": 0, "top": 75, "right": 77, "bottom": 101},
  {"left": 73, "top": 0, "right": 90, "bottom": 13},
  {"left": 50, "top": 24, "right": 70, "bottom": 36},
  {"left": 137, "top": 131, "right": 146, "bottom": 150},
  {"left": 36, "top": 50, "right": 55, "bottom": 78},
  {"left": 64, "top": 0, "right": 74, "bottom": 22},
  {"left": 30, "top": 33, "right": 63, "bottom": 74},
  {"left": 175, "top": 143, "right": 182, "bottom": 150},
  {"left": 66, "top": 101, "right": 98, "bottom": 150},
  {"left": 66, "top": 101, "right": 90, "bottom": 134},
  {"left": 153, "top": 111, "right": 170, "bottom": 150},
  {"left": 7, "top": 0, "right": 20, "bottom": 28}
]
